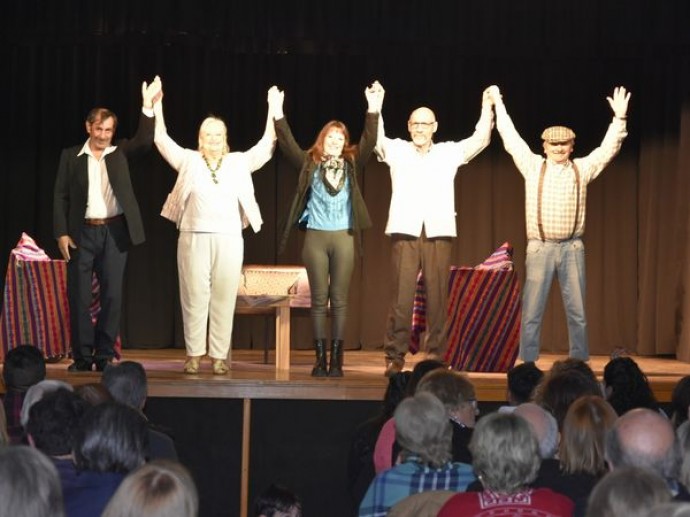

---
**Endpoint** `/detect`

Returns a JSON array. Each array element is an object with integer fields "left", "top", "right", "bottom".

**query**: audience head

[
  {"left": 254, "top": 484, "right": 302, "bottom": 517},
  {"left": 507, "top": 362, "right": 543, "bottom": 405},
  {"left": 513, "top": 402, "right": 559, "bottom": 459},
  {"left": 73, "top": 401, "right": 148, "bottom": 474},
  {"left": 535, "top": 368, "right": 603, "bottom": 430},
  {"left": 20, "top": 379, "right": 73, "bottom": 428},
  {"left": 405, "top": 359, "right": 446, "bottom": 397},
  {"left": 75, "top": 382, "right": 114, "bottom": 406},
  {"left": 2, "top": 344, "right": 46, "bottom": 392},
  {"left": 416, "top": 369, "right": 478, "bottom": 427},
  {"left": 585, "top": 466, "right": 671, "bottom": 517},
  {"left": 380, "top": 371, "right": 412, "bottom": 419},
  {"left": 26, "top": 388, "right": 89, "bottom": 457},
  {"left": 603, "top": 356, "right": 659, "bottom": 416},
  {"left": 102, "top": 460, "right": 199, "bottom": 517},
  {"left": 549, "top": 357, "right": 598, "bottom": 384},
  {"left": 470, "top": 412, "right": 541, "bottom": 494},
  {"left": 0, "top": 445, "right": 64, "bottom": 517},
  {"left": 102, "top": 361, "right": 148, "bottom": 410},
  {"left": 605, "top": 407, "right": 679, "bottom": 479},
  {"left": 670, "top": 376, "right": 690, "bottom": 429},
  {"left": 560, "top": 396, "right": 618, "bottom": 476},
  {"left": 394, "top": 392, "right": 452, "bottom": 469}
]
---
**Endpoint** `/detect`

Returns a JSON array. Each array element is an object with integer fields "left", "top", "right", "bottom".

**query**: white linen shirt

[
  {"left": 495, "top": 102, "right": 627, "bottom": 241},
  {"left": 375, "top": 106, "right": 493, "bottom": 238},
  {"left": 156, "top": 129, "right": 274, "bottom": 234}
]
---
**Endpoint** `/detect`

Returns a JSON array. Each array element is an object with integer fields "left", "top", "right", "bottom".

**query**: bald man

[
  {"left": 375, "top": 86, "right": 494, "bottom": 376},
  {"left": 606, "top": 408, "right": 690, "bottom": 500}
]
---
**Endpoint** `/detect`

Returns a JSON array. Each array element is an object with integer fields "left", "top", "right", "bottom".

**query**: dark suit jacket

[{"left": 53, "top": 113, "right": 154, "bottom": 249}]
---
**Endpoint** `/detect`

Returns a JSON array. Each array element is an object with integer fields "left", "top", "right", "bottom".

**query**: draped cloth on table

[
  {"left": 410, "top": 242, "right": 521, "bottom": 372},
  {"left": 0, "top": 233, "right": 121, "bottom": 360}
]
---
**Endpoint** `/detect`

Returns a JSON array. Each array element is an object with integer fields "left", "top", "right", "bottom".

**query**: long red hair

[{"left": 307, "top": 120, "right": 357, "bottom": 163}]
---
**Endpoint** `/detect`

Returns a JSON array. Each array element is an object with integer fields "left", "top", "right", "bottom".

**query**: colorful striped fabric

[
  {"left": 444, "top": 267, "right": 521, "bottom": 372},
  {"left": 409, "top": 271, "right": 426, "bottom": 354},
  {"left": 0, "top": 255, "right": 70, "bottom": 361},
  {"left": 409, "top": 243, "right": 521, "bottom": 371},
  {"left": 0, "top": 234, "right": 121, "bottom": 360}
]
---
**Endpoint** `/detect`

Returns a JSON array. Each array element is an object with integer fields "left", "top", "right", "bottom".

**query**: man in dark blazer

[{"left": 53, "top": 76, "right": 162, "bottom": 372}]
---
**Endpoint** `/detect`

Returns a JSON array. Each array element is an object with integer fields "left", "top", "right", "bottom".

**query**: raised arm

[
  {"left": 488, "top": 85, "right": 539, "bottom": 175},
  {"left": 151, "top": 80, "right": 188, "bottom": 172},
  {"left": 356, "top": 81, "right": 384, "bottom": 167},
  {"left": 456, "top": 86, "right": 494, "bottom": 163},
  {"left": 244, "top": 86, "right": 279, "bottom": 172},
  {"left": 578, "top": 86, "right": 630, "bottom": 180},
  {"left": 273, "top": 88, "right": 309, "bottom": 168}
]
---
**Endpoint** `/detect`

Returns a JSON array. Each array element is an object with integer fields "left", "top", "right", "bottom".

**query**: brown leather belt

[{"left": 84, "top": 214, "right": 124, "bottom": 226}]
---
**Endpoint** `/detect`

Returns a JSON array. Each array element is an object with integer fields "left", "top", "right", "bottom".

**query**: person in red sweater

[{"left": 438, "top": 412, "right": 573, "bottom": 517}]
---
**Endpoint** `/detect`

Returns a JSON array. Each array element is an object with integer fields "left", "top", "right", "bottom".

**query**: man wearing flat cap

[{"left": 486, "top": 85, "right": 630, "bottom": 362}]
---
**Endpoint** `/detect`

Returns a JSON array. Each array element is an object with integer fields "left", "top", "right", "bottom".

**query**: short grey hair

[
  {"left": 586, "top": 467, "right": 671, "bottom": 517},
  {"left": 470, "top": 412, "right": 541, "bottom": 493},
  {"left": 20, "top": 380, "right": 73, "bottom": 428},
  {"left": 394, "top": 392, "right": 452, "bottom": 469}
]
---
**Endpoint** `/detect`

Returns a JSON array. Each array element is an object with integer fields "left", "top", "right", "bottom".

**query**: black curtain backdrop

[{"left": 2, "top": 0, "right": 690, "bottom": 358}]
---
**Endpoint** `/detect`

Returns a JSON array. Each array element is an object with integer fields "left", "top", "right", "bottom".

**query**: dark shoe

[
  {"left": 311, "top": 339, "right": 328, "bottom": 377},
  {"left": 68, "top": 360, "right": 93, "bottom": 372},
  {"left": 384, "top": 356, "right": 405, "bottom": 377},
  {"left": 94, "top": 358, "right": 114, "bottom": 372},
  {"left": 328, "top": 339, "right": 344, "bottom": 377}
]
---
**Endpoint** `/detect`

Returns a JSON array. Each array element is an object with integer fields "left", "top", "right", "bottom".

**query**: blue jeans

[{"left": 520, "top": 238, "right": 589, "bottom": 361}]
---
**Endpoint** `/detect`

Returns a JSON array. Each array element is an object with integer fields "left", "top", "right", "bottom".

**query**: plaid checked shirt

[
  {"left": 359, "top": 455, "right": 475, "bottom": 517},
  {"left": 495, "top": 103, "right": 627, "bottom": 241}
]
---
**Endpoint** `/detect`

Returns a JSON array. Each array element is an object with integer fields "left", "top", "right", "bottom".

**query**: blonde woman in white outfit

[{"left": 153, "top": 85, "right": 279, "bottom": 374}]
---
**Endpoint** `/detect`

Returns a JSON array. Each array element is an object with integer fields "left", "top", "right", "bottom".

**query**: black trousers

[{"left": 67, "top": 219, "right": 128, "bottom": 362}]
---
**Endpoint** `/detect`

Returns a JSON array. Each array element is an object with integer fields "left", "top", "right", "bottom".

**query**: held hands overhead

[
  {"left": 142, "top": 75, "right": 163, "bottom": 109},
  {"left": 366, "top": 80, "right": 385, "bottom": 113},
  {"left": 267, "top": 85, "right": 284, "bottom": 120}
]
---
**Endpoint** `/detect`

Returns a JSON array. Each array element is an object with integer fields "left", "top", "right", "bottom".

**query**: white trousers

[{"left": 177, "top": 232, "right": 244, "bottom": 360}]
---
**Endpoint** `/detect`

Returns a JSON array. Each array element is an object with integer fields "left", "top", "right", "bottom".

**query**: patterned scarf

[{"left": 320, "top": 155, "right": 346, "bottom": 195}]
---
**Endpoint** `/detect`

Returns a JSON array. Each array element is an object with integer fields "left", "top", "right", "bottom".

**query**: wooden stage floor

[{"left": 41, "top": 348, "right": 690, "bottom": 403}]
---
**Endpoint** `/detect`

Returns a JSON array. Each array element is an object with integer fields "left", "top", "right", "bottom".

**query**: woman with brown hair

[
  {"left": 273, "top": 82, "right": 383, "bottom": 377},
  {"left": 550, "top": 396, "right": 618, "bottom": 517}
]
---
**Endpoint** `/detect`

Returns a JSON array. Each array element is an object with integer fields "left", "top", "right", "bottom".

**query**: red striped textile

[
  {"left": 409, "top": 271, "right": 425, "bottom": 354},
  {"left": 0, "top": 256, "right": 70, "bottom": 360},
  {"left": 0, "top": 234, "right": 121, "bottom": 360},
  {"left": 444, "top": 266, "right": 521, "bottom": 372}
]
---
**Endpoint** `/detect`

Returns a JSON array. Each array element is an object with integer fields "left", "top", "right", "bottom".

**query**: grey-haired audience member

[
  {"left": 20, "top": 379, "right": 73, "bottom": 428},
  {"left": 0, "top": 445, "right": 65, "bottom": 517},
  {"left": 585, "top": 466, "right": 671, "bottom": 517}
]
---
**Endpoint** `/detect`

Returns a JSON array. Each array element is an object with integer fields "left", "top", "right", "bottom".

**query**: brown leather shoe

[{"left": 384, "top": 357, "right": 405, "bottom": 377}]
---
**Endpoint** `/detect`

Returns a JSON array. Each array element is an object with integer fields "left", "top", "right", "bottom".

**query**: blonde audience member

[{"left": 102, "top": 460, "right": 198, "bottom": 517}]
